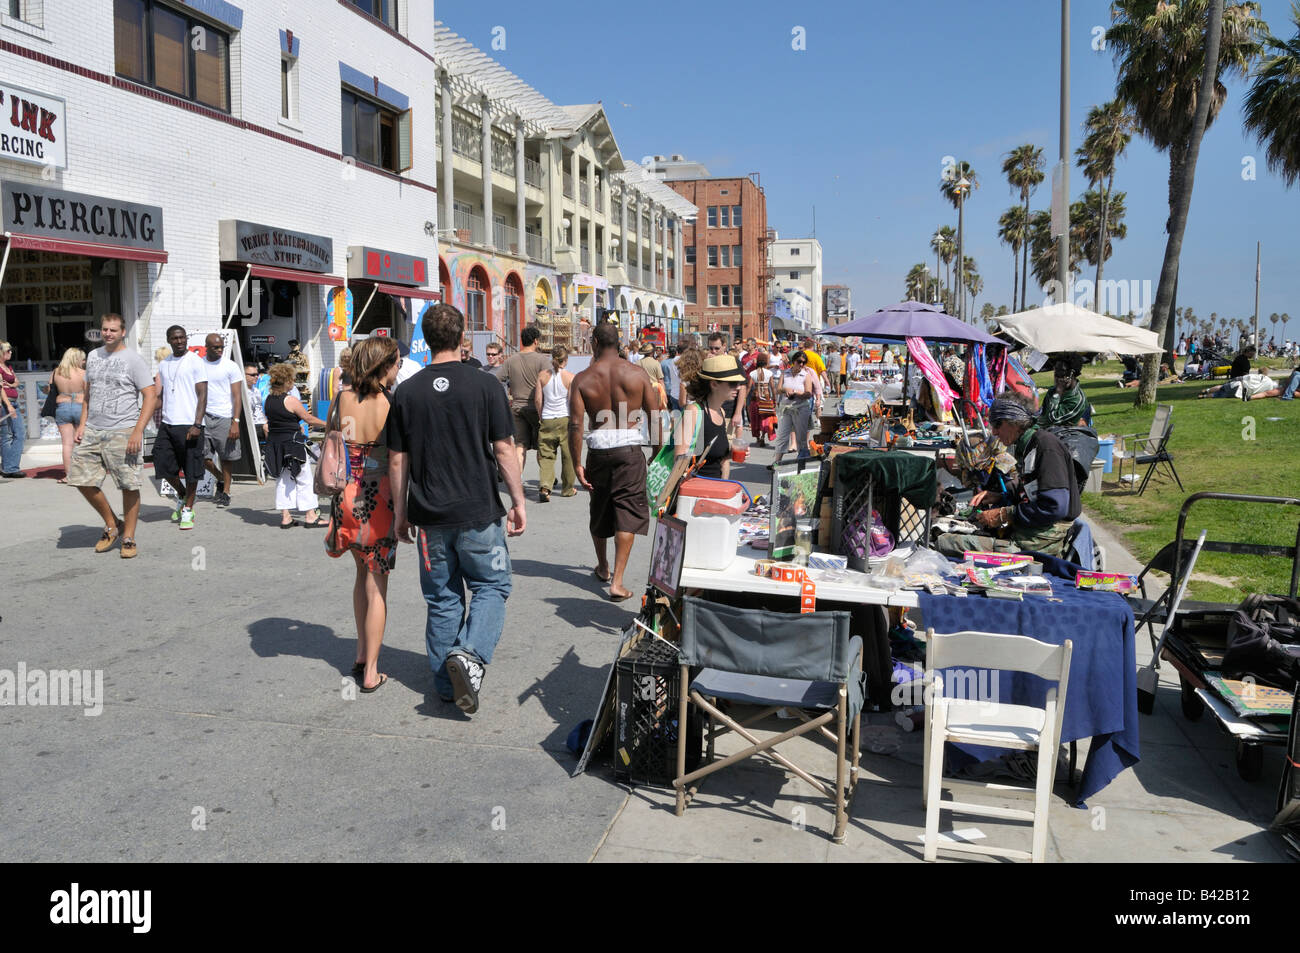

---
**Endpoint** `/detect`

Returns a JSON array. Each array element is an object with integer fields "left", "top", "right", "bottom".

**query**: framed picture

[
  {"left": 648, "top": 515, "right": 687, "bottom": 598},
  {"left": 769, "top": 459, "right": 823, "bottom": 559}
]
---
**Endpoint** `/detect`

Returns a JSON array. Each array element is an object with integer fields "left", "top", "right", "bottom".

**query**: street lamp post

[
  {"left": 933, "top": 232, "right": 943, "bottom": 307},
  {"left": 956, "top": 176, "right": 970, "bottom": 321}
]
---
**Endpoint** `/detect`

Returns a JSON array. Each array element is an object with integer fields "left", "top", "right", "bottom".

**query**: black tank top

[
  {"left": 697, "top": 403, "right": 729, "bottom": 479},
  {"left": 265, "top": 394, "right": 301, "bottom": 437}
]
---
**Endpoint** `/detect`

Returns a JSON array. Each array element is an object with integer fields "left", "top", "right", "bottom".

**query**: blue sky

[{"left": 440, "top": 0, "right": 1300, "bottom": 334}]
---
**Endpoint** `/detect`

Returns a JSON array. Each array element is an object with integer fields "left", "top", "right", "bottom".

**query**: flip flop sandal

[
  {"left": 301, "top": 516, "right": 330, "bottom": 527},
  {"left": 279, "top": 521, "right": 298, "bottom": 529},
  {"left": 359, "top": 674, "right": 388, "bottom": 693},
  {"left": 350, "top": 663, "right": 364, "bottom": 680}
]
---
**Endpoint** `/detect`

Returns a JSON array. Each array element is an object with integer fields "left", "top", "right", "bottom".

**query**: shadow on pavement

[{"left": 516, "top": 644, "right": 611, "bottom": 768}]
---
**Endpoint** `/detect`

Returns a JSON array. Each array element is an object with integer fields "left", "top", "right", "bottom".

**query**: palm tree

[
  {"left": 1002, "top": 144, "right": 1046, "bottom": 311},
  {"left": 1028, "top": 208, "right": 1086, "bottom": 297},
  {"left": 1244, "top": 3, "right": 1300, "bottom": 186},
  {"left": 997, "top": 205, "right": 1029, "bottom": 313},
  {"left": 939, "top": 162, "right": 979, "bottom": 319},
  {"left": 931, "top": 226, "right": 956, "bottom": 303},
  {"left": 1282, "top": 312, "right": 1291, "bottom": 341},
  {"left": 1076, "top": 100, "right": 1137, "bottom": 306},
  {"left": 904, "top": 263, "right": 928, "bottom": 301},
  {"left": 1075, "top": 190, "right": 1129, "bottom": 311},
  {"left": 1108, "top": 0, "right": 1265, "bottom": 404},
  {"left": 966, "top": 271, "right": 983, "bottom": 319}
]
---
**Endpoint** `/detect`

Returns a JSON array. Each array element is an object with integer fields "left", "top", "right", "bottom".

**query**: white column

[
  {"left": 514, "top": 118, "right": 526, "bottom": 257},
  {"left": 650, "top": 204, "right": 659, "bottom": 293},
  {"left": 480, "top": 95, "right": 493, "bottom": 249},
  {"left": 632, "top": 191, "right": 641, "bottom": 287},
  {"left": 675, "top": 221, "right": 683, "bottom": 296},
  {"left": 619, "top": 186, "right": 628, "bottom": 272},
  {"left": 439, "top": 70, "right": 454, "bottom": 237},
  {"left": 659, "top": 211, "right": 668, "bottom": 292}
]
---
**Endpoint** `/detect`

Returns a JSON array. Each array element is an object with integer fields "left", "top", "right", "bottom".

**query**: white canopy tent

[{"left": 994, "top": 303, "right": 1164, "bottom": 356}]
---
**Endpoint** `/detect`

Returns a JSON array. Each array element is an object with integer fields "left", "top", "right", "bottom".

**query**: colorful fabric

[
  {"left": 326, "top": 442, "right": 397, "bottom": 575},
  {"left": 905, "top": 337, "right": 957, "bottom": 412}
]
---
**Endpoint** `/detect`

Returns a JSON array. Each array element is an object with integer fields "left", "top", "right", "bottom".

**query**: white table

[{"left": 679, "top": 553, "right": 919, "bottom": 609}]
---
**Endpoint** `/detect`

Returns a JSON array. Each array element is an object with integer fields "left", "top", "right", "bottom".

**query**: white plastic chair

[{"left": 922, "top": 629, "right": 1073, "bottom": 863}]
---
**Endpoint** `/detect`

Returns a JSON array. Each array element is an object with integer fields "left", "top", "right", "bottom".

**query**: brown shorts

[
  {"left": 587, "top": 445, "right": 649, "bottom": 538},
  {"left": 512, "top": 403, "right": 540, "bottom": 451}
]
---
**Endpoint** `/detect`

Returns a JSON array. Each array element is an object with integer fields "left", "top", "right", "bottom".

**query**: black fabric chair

[{"left": 674, "top": 596, "right": 863, "bottom": 843}]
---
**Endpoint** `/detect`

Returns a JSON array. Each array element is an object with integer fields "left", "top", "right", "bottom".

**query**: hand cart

[{"left": 1150, "top": 492, "right": 1300, "bottom": 780}]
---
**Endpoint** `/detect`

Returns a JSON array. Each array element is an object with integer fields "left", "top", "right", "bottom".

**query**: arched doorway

[
  {"left": 439, "top": 258, "right": 451, "bottom": 307},
  {"left": 504, "top": 272, "right": 523, "bottom": 348},
  {"left": 466, "top": 265, "right": 490, "bottom": 332}
]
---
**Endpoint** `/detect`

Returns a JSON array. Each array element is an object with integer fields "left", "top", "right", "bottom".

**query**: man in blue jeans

[
  {"left": 388, "top": 304, "right": 526, "bottom": 714},
  {"left": 1279, "top": 368, "right": 1300, "bottom": 400}
]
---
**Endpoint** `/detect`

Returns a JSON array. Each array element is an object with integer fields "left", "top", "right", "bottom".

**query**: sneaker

[
  {"left": 446, "top": 653, "right": 484, "bottom": 714},
  {"left": 120, "top": 538, "right": 138, "bottom": 559},
  {"left": 179, "top": 507, "right": 195, "bottom": 530},
  {"left": 93, "top": 522, "right": 122, "bottom": 553},
  {"left": 170, "top": 504, "right": 181, "bottom": 522},
  {"left": 214, "top": 491, "right": 231, "bottom": 508}
]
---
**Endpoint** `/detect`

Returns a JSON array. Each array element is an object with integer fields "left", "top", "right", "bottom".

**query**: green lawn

[{"left": 1048, "top": 360, "right": 1300, "bottom": 602}]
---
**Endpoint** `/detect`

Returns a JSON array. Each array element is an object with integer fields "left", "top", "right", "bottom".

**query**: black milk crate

[
  {"left": 614, "top": 638, "right": 701, "bottom": 786},
  {"left": 832, "top": 475, "right": 931, "bottom": 573}
]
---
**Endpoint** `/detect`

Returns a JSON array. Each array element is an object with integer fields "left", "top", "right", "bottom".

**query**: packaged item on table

[
  {"left": 1075, "top": 570, "right": 1139, "bottom": 593},
  {"left": 807, "top": 553, "right": 848, "bottom": 571},
  {"left": 964, "top": 551, "right": 1033, "bottom": 569}
]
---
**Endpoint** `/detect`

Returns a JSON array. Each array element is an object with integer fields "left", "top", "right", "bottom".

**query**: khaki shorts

[{"left": 69, "top": 427, "right": 142, "bottom": 491}]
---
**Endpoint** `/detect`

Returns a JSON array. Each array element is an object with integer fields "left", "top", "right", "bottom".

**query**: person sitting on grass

[{"left": 1198, "top": 346, "right": 1257, "bottom": 398}]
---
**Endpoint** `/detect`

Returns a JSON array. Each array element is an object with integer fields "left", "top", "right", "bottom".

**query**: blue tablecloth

[{"left": 916, "top": 582, "right": 1140, "bottom": 804}]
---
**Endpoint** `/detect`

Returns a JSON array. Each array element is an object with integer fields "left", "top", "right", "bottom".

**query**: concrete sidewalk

[{"left": 0, "top": 446, "right": 1291, "bottom": 863}]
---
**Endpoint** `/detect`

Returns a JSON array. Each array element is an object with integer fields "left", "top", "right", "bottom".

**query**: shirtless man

[{"left": 569, "top": 322, "right": 660, "bottom": 601}]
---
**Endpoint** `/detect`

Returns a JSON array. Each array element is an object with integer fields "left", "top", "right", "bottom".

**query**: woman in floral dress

[{"left": 324, "top": 337, "right": 400, "bottom": 693}]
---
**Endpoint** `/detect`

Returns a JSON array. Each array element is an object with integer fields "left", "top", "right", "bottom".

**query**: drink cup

[{"left": 731, "top": 438, "right": 749, "bottom": 463}]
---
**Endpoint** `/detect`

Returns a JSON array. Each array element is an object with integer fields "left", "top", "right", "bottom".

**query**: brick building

[{"left": 660, "top": 167, "right": 768, "bottom": 342}]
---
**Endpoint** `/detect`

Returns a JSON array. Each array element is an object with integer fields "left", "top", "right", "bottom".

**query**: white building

[
  {"left": 767, "top": 234, "right": 823, "bottom": 332},
  {"left": 0, "top": 0, "right": 440, "bottom": 458},
  {"left": 431, "top": 23, "right": 695, "bottom": 351}
]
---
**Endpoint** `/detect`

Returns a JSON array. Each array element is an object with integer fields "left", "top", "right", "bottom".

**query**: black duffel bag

[
  {"left": 1222, "top": 594, "right": 1300, "bottom": 690},
  {"left": 1046, "top": 425, "right": 1100, "bottom": 487}
]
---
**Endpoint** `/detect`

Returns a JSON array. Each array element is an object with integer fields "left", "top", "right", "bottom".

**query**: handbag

[
  {"left": 646, "top": 401, "right": 702, "bottom": 511},
  {"left": 313, "top": 397, "right": 350, "bottom": 496},
  {"left": 41, "top": 373, "right": 58, "bottom": 419}
]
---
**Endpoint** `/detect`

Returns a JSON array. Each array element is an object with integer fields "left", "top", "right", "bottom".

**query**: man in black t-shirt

[{"left": 388, "top": 304, "right": 526, "bottom": 715}]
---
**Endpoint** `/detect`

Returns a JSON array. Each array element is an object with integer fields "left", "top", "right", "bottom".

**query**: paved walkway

[{"left": 0, "top": 444, "right": 1290, "bottom": 862}]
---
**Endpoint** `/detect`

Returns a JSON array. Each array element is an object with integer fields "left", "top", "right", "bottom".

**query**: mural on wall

[{"left": 443, "top": 251, "right": 531, "bottom": 336}]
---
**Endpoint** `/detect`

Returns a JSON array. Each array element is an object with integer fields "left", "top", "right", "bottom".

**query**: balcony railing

[
  {"left": 595, "top": 190, "right": 603, "bottom": 213},
  {"left": 524, "top": 157, "right": 544, "bottom": 188},
  {"left": 579, "top": 181, "right": 589, "bottom": 206},
  {"left": 453, "top": 207, "right": 485, "bottom": 245},
  {"left": 563, "top": 171, "right": 574, "bottom": 199},
  {"left": 596, "top": 252, "right": 604, "bottom": 274},
  {"left": 611, "top": 201, "right": 622, "bottom": 222},
  {"left": 494, "top": 221, "right": 519, "bottom": 252},
  {"left": 525, "top": 232, "right": 549, "bottom": 262},
  {"left": 490, "top": 136, "right": 515, "bottom": 176},
  {"left": 580, "top": 245, "right": 590, "bottom": 272},
  {"left": 451, "top": 119, "right": 480, "bottom": 160}
]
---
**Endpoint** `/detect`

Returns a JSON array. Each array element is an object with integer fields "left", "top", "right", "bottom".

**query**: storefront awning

[
  {"left": 352, "top": 280, "right": 441, "bottom": 301},
  {"left": 228, "top": 263, "right": 344, "bottom": 287},
  {"left": 3, "top": 232, "right": 169, "bottom": 264}
]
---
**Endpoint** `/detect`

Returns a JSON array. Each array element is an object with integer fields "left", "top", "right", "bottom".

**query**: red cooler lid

[{"left": 679, "top": 477, "right": 744, "bottom": 500}]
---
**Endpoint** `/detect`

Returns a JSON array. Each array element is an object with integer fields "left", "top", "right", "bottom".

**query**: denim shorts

[{"left": 54, "top": 402, "right": 81, "bottom": 426}]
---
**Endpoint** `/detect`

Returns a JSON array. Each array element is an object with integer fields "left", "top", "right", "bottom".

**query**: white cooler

[{"left": 675, "top": 477, "right": 751, "bottom": 571}]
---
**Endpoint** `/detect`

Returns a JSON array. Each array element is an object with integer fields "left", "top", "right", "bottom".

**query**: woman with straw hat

[{"left": 677, "top": 354, "right": 745, "bottom": 480}]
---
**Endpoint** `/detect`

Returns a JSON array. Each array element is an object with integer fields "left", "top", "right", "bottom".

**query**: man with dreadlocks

[
  {"left": 936, "top": 391, "right": 1081, "bottom": 558},
  {"left": 1038, "top": 354, "right": 1091, "bottom": 428}
]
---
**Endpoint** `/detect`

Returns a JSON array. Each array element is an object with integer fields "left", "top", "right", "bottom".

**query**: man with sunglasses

[
  {"left": 1039, "top": 355, "right": 1091, "bottom": 428},
  {"left": 708, "top": 332, "right": 746, "bottom": 430}
]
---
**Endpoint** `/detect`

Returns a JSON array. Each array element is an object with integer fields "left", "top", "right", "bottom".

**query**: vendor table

[
  {"left": 679, "top": 552, "right": 918, "bottom": 608},
  {"left": 915, "top": 582, "right": 1140, "bottom": 804}
]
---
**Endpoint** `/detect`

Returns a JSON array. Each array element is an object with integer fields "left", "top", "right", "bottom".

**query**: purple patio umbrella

[{"left": 822, "top": 301, "right": 1001, "bottom": 345}]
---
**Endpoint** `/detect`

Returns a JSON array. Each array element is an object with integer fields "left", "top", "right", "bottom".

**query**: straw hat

[{"left": 697, "top": 355, "right": 746, "bottom": 383}]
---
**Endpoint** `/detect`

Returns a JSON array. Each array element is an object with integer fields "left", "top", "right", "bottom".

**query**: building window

[
  {"left": 732, "top": 206, "right": 742, "bottom": 227},
  {"left": 706, "top": 206, "right": 717, "bottom": 228},
  {"left": 733, "top": 245, "right": 741, "bottom": 265},
  {"left": 686, "top": 286, "right": 697, "bottom": 304},
  {"left": 790, "top": 247, "right": 801, "bottom": 256},
  {"left": 342, "top": 86, "right": 412, "bottom": 173},
  {"left": 280, "top": 55, "right": 301, "bottom": 122},
  {"left": 114, "top": 0, "right": 231, "bottom": 112},
  {"left": 347, "top": 0, "right": 399, "bottom": 31},
  {"left": 6, "top": 0, "right": 43, "bottom": 26},
  {"left": 789, "top": 271, "right": 800, "bottom": 279},
  {"left": 707, "top": 285, "right": 717, "bottom": 307},
  {"left": 721, "top": 286, "right": 730, "bottom": 306},
  {"left": 733, "top": 285, "right": 743, "bottom": 308},
  {"left": 719, "top": 189, "right": 729, "bottom": 196},
  {"left": 707, "top": 245, "right": 718, "bottom": 267},
  {"left": 684, "top": 246, "right": 695, "bottom": 265},
  {"left": 719, "top": 246, "right": 730, "bottom": 268},
  {"left": 719, "top": 206, "right": 730, "bottom": 228}
]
